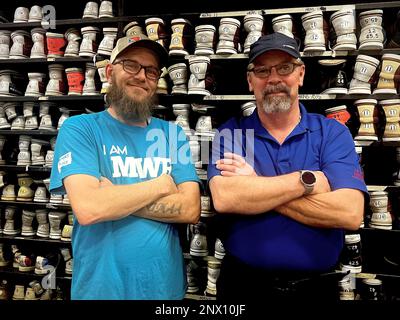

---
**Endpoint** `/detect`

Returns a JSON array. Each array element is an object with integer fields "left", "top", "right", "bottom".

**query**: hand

[
  {"left": 216, "top": 152, "right": 257, "bottom": 177},
  {"left": 310, "top": 171, "right": 331, "bottom": 195},
  {"left": 158, "top": 174, "right": 178, "bottom": 196}
]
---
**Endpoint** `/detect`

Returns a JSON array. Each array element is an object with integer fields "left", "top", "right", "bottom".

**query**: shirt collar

[
  {"left": 243, "top": 103, "right": 320, "bottom": 141},
  {"left": 297, "top": 103, "right": 322, "bottom": 132}
]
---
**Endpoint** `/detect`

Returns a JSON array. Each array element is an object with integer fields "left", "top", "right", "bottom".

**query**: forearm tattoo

[{"left": 147, "top": 203, "right": 182, "bottom": 216}]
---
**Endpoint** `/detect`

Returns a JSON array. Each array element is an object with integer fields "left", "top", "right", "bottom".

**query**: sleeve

[
  {"left": 321, "top": 121, "right": 368, "bottom": 196},
  {"left": 49, "top": 116, "right": 101, "bottom": 194},
  {"left": 169, "top": 124, "right": 200, "bottom": 185}
]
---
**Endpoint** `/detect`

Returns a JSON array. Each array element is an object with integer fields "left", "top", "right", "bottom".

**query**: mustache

[
  {"left": 106, "top": 81, "right": 157, "bottom": 123},
  {"left": 126, "top": 81, "right": 147, "bottom": 90},
  {"left": 263, "top": 84, "right": 290, "bottom": 96}
]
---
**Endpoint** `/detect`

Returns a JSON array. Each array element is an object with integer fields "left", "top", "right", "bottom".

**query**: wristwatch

[{"left": 299, "top": 170, "right": 316, "bottom": 195}]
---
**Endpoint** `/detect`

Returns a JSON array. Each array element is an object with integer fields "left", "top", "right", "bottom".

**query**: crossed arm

[
  {"left": 64, "top": 173, "right": 200, "bottom": 225},
  {"left": 209, "top": 153, "right": 364, "bottom": 230}
]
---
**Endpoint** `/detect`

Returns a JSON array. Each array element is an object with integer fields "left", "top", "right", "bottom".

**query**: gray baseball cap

[{"left": 110, "top": 34, "right": 168, "bottom": 67}]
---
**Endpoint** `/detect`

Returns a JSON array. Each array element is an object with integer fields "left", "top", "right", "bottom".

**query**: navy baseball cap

[{"left": 248, "top": 32, "right": 301, "bottom": 63}]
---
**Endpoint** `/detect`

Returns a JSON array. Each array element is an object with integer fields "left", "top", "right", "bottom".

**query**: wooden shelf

[
  {"left": 0, "top": 164, "right": 51, "bottom": 173},
  {"left": 0, "top": 16, "right": 125, "bottom": 30},
  {"left": 200, "top": 9, "right": 263, "bottom": 18},
  {"left": 184, "top": 293, "right": 216, "bottom": 300},
  {"left": 183, "top": 252, "right": 221, "bottom": 262},
  {"left": 199, "top": 4, "right": 356, "bottom": 17},
  {"left": 0, "top": 200, "right": 70, "bottom": 210},
  {"left": 203, "top": 95, "right": 255, "bottom": 101},
  {"left": 199, "top": 1, "right": 400, "bottom": 17},
  {"left": 264, "top": 4, "right": 356, "bottom": 15},
  {"left": 0, "top": 57, "right": 92, "bottom": 64},
  {"left": 354, "top": 272, "right": 400, "bottom": 280},
  {"left": 0, "top": 234, "right": 71, "bottom": 246},
  {"left": 0, "top": 95, "right": 104, "bottom": 102},
  {"left": 0, "top": 130, "right": 57, "bottom": 136},
  {"left": 0, "top": 97, "right": 38, "bottom": 102},
  {"left": 0, "top": 265, "right": 71, "bottom": 281},
  {"left": 360, "top": 227, "right": 400, "bottom": 234},
  {"left": 38, "top": 95, "right": 104, "bottom": 101},
  {"left": 198, "top": 94, "right": 400, "bottom": 101}
]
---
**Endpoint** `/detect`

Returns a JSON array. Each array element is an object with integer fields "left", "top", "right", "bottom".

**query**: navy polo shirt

[{"left": 207, "top": 104, "right": 367, "bottom": 272}]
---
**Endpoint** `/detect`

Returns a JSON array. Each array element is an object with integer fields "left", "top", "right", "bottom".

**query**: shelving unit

[
  {"left": 0, "top": 164, "right": 51, "bottom": 173},
  {"left": 0, "top": 57, "right": 93, "bottom": 64},
  {"left": 0, "top": 129, "right": 57, "bottom": 136},
  {"left": 0, "top": 266, "right": 71, "bottom": 281},
  {"left": 0, "top": 0, "right": 399, "bottom": 302},
  {"left": 0, "top": 200, "right": 70, "bottom": 210},
  {"left": 0, "top": 234, "right": 71, "bottom": 245}
]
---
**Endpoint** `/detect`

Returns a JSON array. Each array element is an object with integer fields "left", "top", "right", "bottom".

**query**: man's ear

[
  {"left": 298, "top": 64, "right": 305, "bottom": 87},
  {"left": 105, "top": 64, "right": 113, "bottom": 84},
  {"left": 247, "top": 72, "right": 254, "bottom": 92}
]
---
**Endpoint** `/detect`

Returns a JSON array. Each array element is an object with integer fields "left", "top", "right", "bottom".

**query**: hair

[{"left": 105, "top": 74, "right": 158, "bottom": 123}]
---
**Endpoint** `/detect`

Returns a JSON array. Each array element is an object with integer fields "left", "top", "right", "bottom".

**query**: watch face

[{"left": 302, "top": 171, "right": 316, "bottom": 185}]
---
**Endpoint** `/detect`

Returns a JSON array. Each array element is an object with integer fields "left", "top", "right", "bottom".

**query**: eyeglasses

[
  {"left": 113, "top": 59, "right": 161, "bottom": 81},
  {"left": 247, "top": 61, "right": 303, "bottom": 78}
]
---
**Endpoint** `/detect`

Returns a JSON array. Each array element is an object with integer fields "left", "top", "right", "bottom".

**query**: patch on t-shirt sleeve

[{"left": 58, "top": 152, "right": 72, "bottom": 173}]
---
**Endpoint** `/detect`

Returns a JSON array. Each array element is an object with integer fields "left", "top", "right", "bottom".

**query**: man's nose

[
  {"left": 266, "top": 67, "right": 282, "bottom": 85},
  {"left": 268, "top": 67, "right": 281, "bottom": 79},
  {"left": 133, "top": 66, "right": 147, "bottom": 80}
]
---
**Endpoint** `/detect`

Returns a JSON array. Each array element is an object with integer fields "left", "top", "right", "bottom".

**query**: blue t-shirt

[
  {"left": 50, "top": 110, "right": 199, "bottom": 300},
  {"left": 207, "top": 104, "right": 368, "bottom": 272}
]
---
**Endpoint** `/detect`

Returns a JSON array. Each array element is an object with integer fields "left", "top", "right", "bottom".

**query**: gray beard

[
  {"left": 262, "top": 96, "right": 291, "bottom": 113},
  {"left": 106, "top": 81, "right": 158, "bottom": 123},
  {"left": 262, "top": 84, "right": 292, "bottom": 114}
]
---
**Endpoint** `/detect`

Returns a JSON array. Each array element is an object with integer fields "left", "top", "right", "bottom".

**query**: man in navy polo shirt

[{"left": 207, "top": 32, "right": 367, "bottom": 300}]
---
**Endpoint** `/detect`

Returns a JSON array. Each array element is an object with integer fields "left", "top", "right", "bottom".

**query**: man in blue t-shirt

[
  {"left": 50, "top": 34, "right": 200, "bottom": 299},
  {"left": 207, "top": 33, "right": 367, "bottom": 301}
]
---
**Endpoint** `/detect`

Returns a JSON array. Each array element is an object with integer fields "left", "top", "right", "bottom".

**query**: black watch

[{"left": 299, "top": 170, "right": 316, "bottom": 195}]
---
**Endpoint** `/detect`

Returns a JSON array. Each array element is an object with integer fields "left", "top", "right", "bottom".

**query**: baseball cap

[
  {"left": 110, "top": 34, "right": 169, "bottom": 68},
  {"left": 248, "top": 32, "right": 301, "bottom": 63}
]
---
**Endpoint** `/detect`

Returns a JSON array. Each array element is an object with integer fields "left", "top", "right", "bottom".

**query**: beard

[
  {"left": 106, "top": 78, "right": 158, "bottom": 123},
  {"left": 261, "top": 83, "right": 292, "bottom": 114}
]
